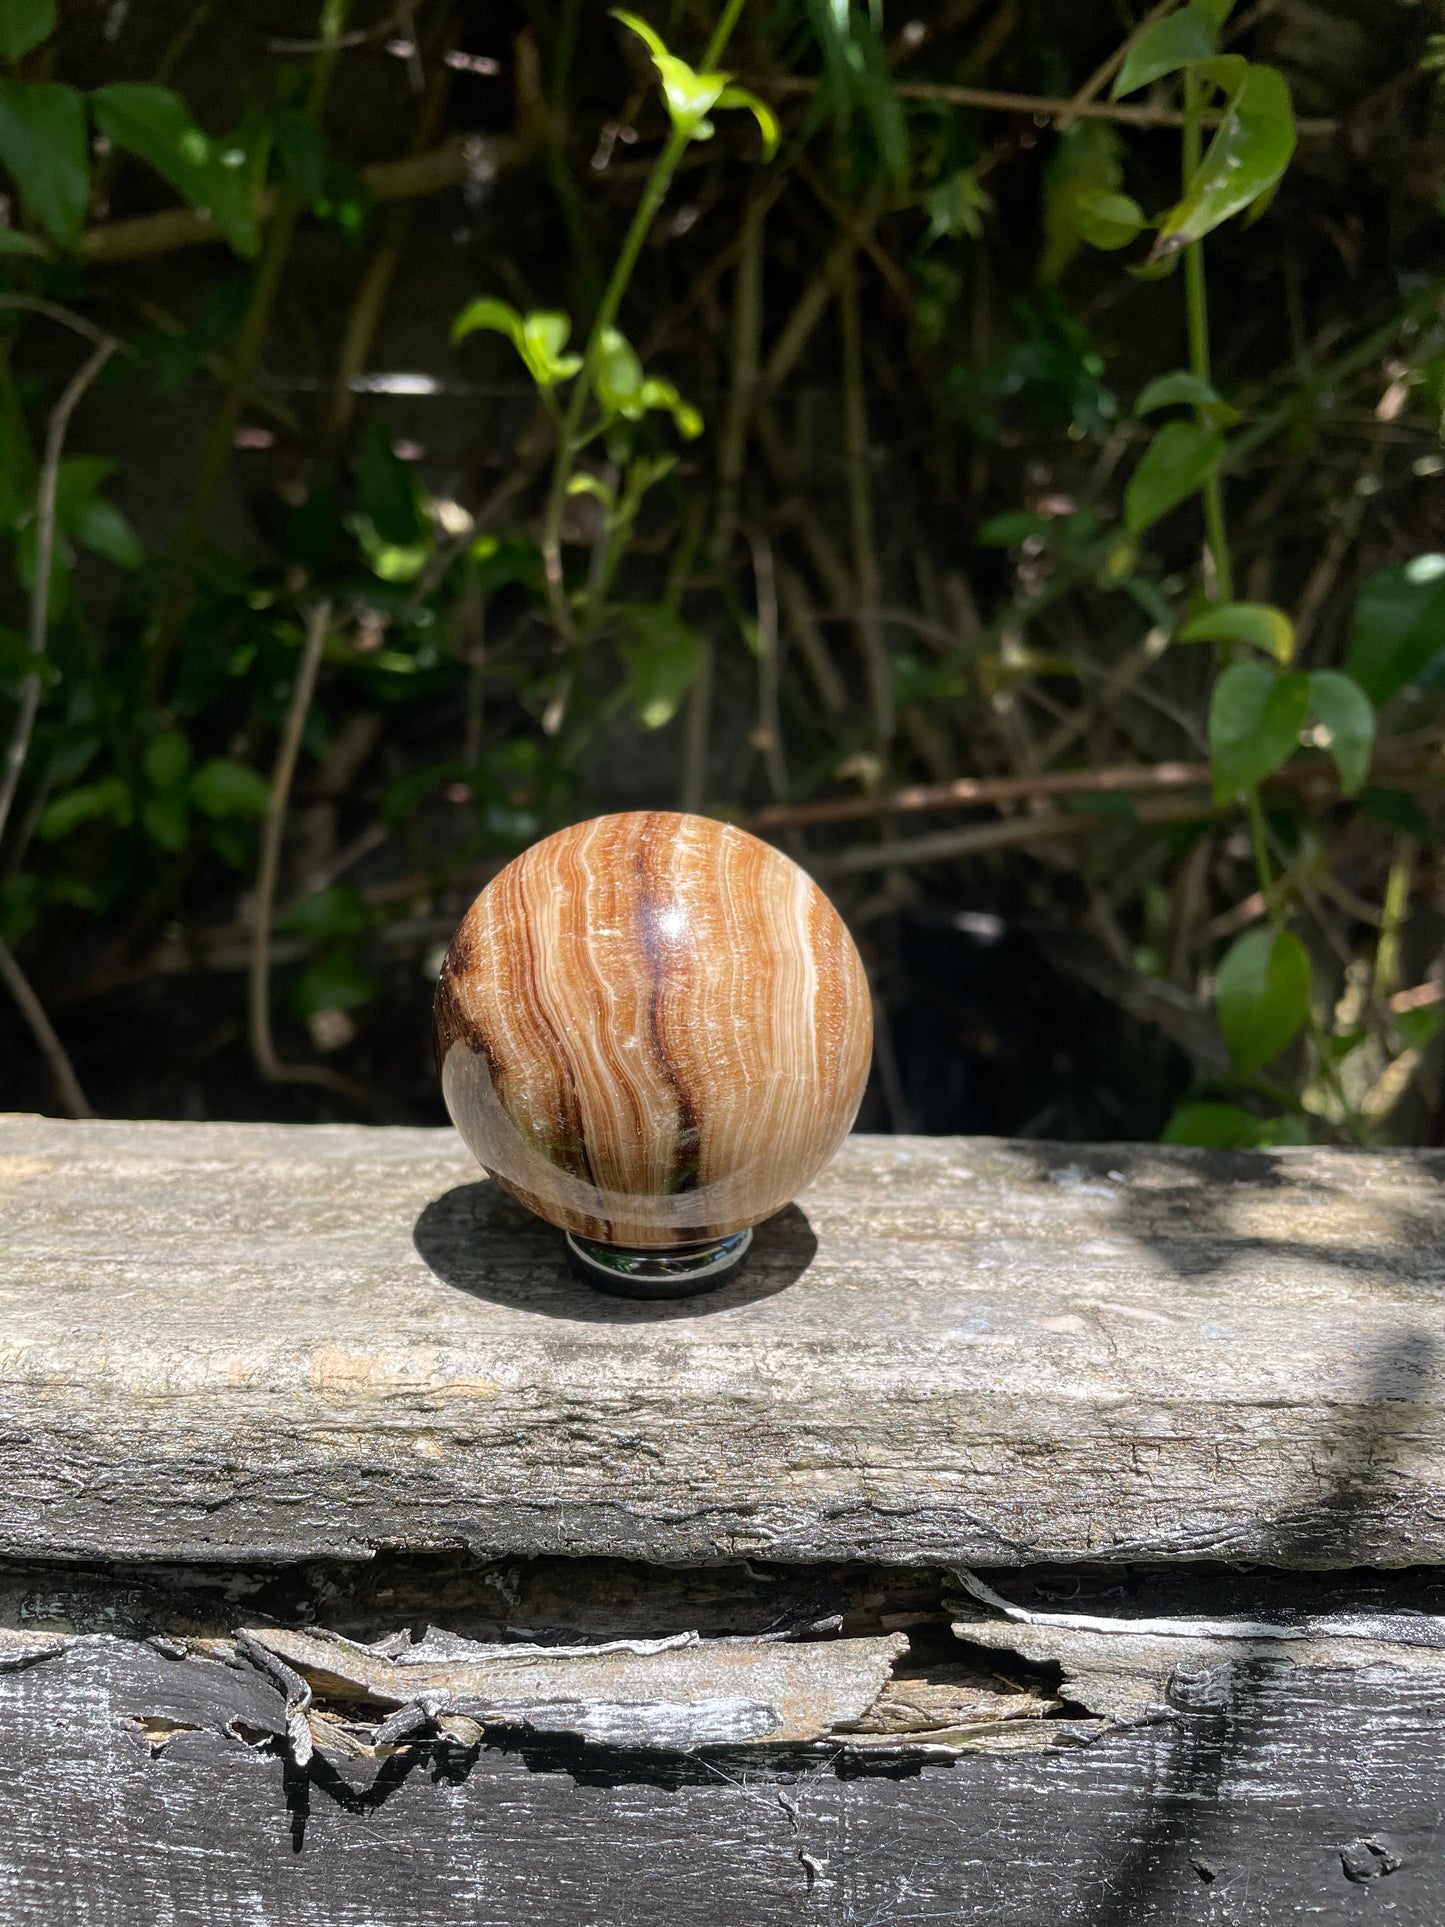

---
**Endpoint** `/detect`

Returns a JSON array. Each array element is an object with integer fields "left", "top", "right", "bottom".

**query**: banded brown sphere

[{"left": 435, "top": 811, "right": 872, "bottom": 1249}]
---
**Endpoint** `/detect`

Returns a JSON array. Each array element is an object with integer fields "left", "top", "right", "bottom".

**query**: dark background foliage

[{"left": 2, "top": 0, "right": 1443, "bottom": 1144}]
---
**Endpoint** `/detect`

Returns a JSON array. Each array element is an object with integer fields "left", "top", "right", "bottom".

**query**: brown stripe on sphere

[{"left": 435, "top": 811, "right": 872, "bottom": 1247}]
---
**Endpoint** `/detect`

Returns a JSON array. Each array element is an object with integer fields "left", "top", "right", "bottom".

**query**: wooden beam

[
  {"left": 4, "top": 1116, "right": 1445, "bottom": 1569},
  {"left": 0, "top": 1623, "right": 1441, "bottom": 1921}
]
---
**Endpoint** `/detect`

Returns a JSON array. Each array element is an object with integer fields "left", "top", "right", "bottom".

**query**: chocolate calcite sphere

[{"left": 435, "top": 811, "right": 872, "bottom": 1252}]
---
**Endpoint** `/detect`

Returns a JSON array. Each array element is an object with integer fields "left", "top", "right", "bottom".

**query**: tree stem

[{"left": 1182, "top": 66, "right": 1233, "bottom": 604}]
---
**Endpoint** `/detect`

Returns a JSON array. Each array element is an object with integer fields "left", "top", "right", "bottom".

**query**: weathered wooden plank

[
  {"left": 0, "top": 1631, "right": 1442, "bottom": 1925},
  {"left": 4, "top": 1116, "right": 1445, "bottom": 1567}
]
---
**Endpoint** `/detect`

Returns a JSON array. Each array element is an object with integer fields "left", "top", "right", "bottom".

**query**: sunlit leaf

[
  {"left": 617, "top": 604, "right": 699, "bottom": 728},
  {"left": 1208, "top": 660, "right": 1308, "bottom": 799},
  {"left": 1215, "top": 925, "right": 1312, "bottom": 1071},
  {"left": 1154, "top": 62, "right": 1295, "bottom": 255},
  {"left": 0, "top": 80, "right": 86, "bottom": 245},
  {"left": 1308, "top": 670, "right": 1374, "bottom": 796},
  {"left": 1112, "top": 4, "right": 1217, "bottom": 98},
  {"left": 715, "top": 84, "right": 779, "bottom": 161},
  {"left": 611, "top": 10, "right": 727, "bottom": 138},
  {"left": 638, "top": 375, "right": 702, "bottom": 438},
  {"left": 1179, "top": 600, "right": 1294, "bottom": 664},
  {"left": 595, "top": 326, "right": 646, "bottom": 417},
  {"left": 1124, "top": 419, "right": 1224, "bottom": 534},
  {"left": 1345, "top": 554, "right": 1445, "bottom": 705},
  {"left": 0, "top": 0, "right": 55, "bottom": 60}
]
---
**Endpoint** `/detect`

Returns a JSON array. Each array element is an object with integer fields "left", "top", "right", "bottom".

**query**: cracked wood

[{"left": 3, "top": 1116, "right": 1445, "bottom": 1567}]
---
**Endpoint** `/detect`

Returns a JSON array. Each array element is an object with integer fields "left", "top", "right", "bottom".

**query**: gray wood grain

[
  {"left": 4, "top": 1116, "right": 1445, "bottom": 1568},
  {"left": 1, "top": 1633, "right": 1442, "bottom": 1925}
]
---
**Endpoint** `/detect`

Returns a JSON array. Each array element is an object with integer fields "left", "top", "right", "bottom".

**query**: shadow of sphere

[{"left": 412, "top": 1181, "right": 818, "bottom": 1323}]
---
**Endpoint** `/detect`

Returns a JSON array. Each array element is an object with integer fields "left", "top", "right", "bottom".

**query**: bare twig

[
  {"left": 711, "top": 188, "right": 766, "bottom": 571},
  {"left": 758, "top": 74, "right": 1337, "bottom": 135},
  {"left": 77, "top": 136, "right": 528, "bottom": 265},
  {"left": 839, "top": 257, "right": 893, "bottom": 747},
  {"left": 0, "top": 938, "right": 93, "bottom": 1117},
  {"left": 248, "top": 601, "right": 395, "bottom": 1119},
  {"left": 749, "top": 760, "right": 1213, "bottom": 832},
  {"left": 1056, "top": 0, "right": 1177, "bottom": 131},
  {"left": 0, "top": 331, "right": 121, "bottom": 851},
  {"left": 815, "top": 796, "right": 1219, "bottom": 878},
  {"left": 745, "top": 526, "right": 788, "bottom": 805}
]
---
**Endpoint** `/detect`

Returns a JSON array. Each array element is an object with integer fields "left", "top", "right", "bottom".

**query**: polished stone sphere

[{"left": 435, "top": 811, "right": 872, "bottom": 1249}]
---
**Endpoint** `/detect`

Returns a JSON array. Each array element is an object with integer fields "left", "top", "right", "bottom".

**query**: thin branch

[
  {"left": 815, "top": 795, "right": 1220, "bottom": 878},
  {"left": 76, "top": 136, "right": 529, "bottom": 265},
  {"left": 0, "top": 938, "right": 93, "bottom": 1117},
  {"left": 248, "top": 601, "right": 395, "bottom": 1120},
  {"left": 0, "top": 332, "right": 121, "bottom": 850},
  {"left": 758, "top": 74, "right": 1337, "bottom": 135},
  {"left": 0, "top": 294, "right": 126, "bottom": 349},
  {"left": 749, "top": 760, "right": 1213, "bottom": 831},
  {"left": 839, "top": 256, "right": 892, "bottom": 747},
  {"left": 1056, "top": 0, "right": 1178, "bottom": 131}
]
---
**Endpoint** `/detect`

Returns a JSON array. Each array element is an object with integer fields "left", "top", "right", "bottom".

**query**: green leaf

[
  {"left": 639, "top": 375, "right": 701, "bottom": 439},
  {"left": 140, "top": 789, "right": 189, "bottom": 853},
  {"left": 1124, "top": 419, "right": 1224, "bottom": 535},
  {"left": 1308, "top": 670, "right": 1374, "bottom": 796},
  {"left": 924, "top": 167, "right": 993, "bottom": 243},
  {"left": 0, "top": 80, "right": 87, "bottom": 246},
  {"left": 595, "top": 327, "right": 645, "bottom": 417},
  {"left": 1112, "top": 4, "right": 1218, "bottom": 98},
  {"left": 91, "top": 85, "right": 259, "bottom": 256},
  {"left": 1135, "top": 370, "right": 1223, "bottom": 415},
  {"left": 0, "top": 0, "right": 55, "bottom": 60},
  {"left": 715, "top": 84, "right": 779, "bottom": 161},
  {"left": 1073, "top": 188, "right": 1145, "bottom": 251},
  {"left": 617, "top": 605, "right": 699, "bottom": 729},
  {"left": 1162, "top": 1100, "right": 1307, "bottom": 1148},
  {"left": 611, "top": 10, "right": 728, "bottom": 140},
  {"left": 1345, "top": 554, "right": 1445, "bottom": 705},
  {"left": 1154, "top": 62, "right": 1295, "bottom": 254},
  {"left": 281, "top": 884, "right": 368, "bottom": 942},
  {"left": 53, "top": 459, "right": 144, "bottom": 568},
  {"left": 0, "top": 224, "right": 41, "bottom": 252},
  {"left": 293, "top": 952, "right": 376, "bottom": 1018},
  {"left": 142, "top": 728, "right": 192, "bottom": 792},
  {"left": 1209, "top": 660, "right": 1308, "bottom": 799},
  {"left": 271, "top": 108, "right": 328, "bottom": 204},
  {"left": 1038, "top": 120, "right": 1124, "bottom": 284},
  {"left": 189, "top": 757, "right": 270, "bottom": 820},
  {"left": 452, "top": 298, "right": 583, "bottom": 388},
  {"left": 38, "top": 776, "right": 131, "bottom": 840},
  {"left": 1360, "top": 786, "right": 1432, "bottom": 840},
  {"left": 977, "top": 511, "right": 1049, "bottom": 547},
  {"left": 1179, "top": 600, "right": 1295, "bottom": 664},
  {"left": 1215, "top": 925, "right": 1312, "bottom": 1072},
  {"left": 1398, "top": 1005, "right": 1445, "bottom": 1052},
  {"left": 357, "top": 421, "right": 422, "bottom": 547}
]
